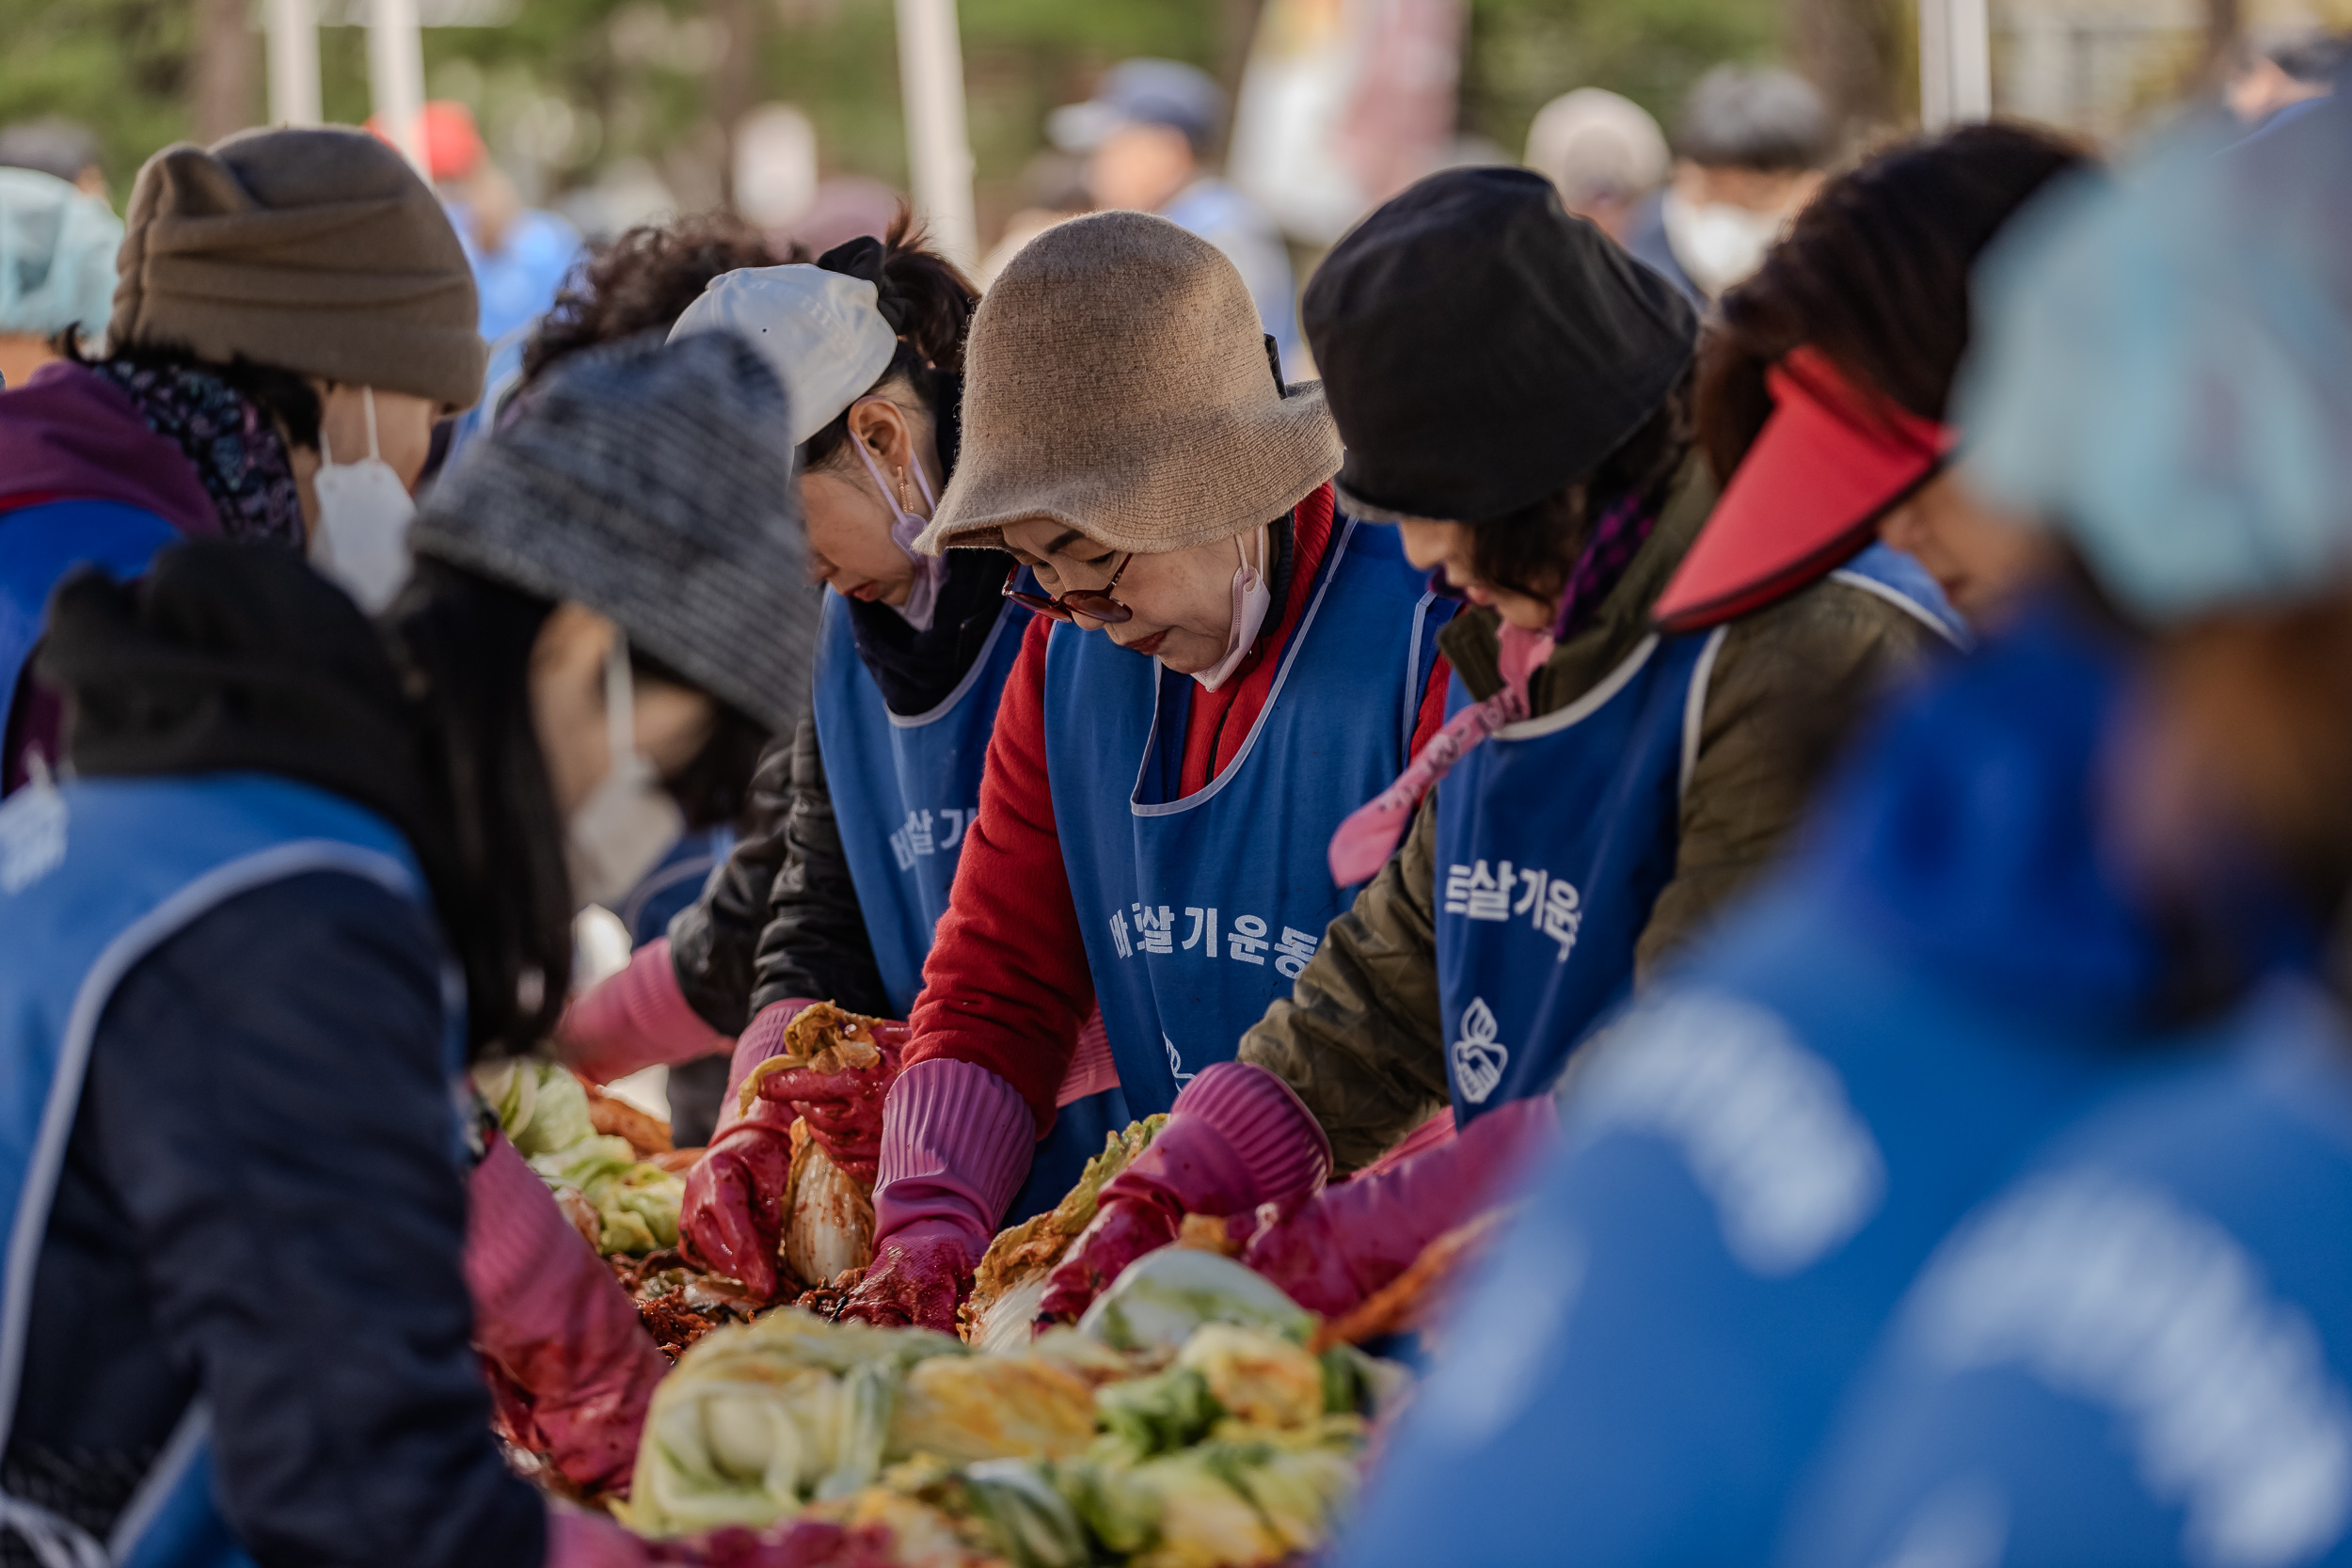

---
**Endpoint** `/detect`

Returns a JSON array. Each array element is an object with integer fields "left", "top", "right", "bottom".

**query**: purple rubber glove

[
  {"left": 1038, "top": 1061, "right": 1331, "bottom": 1325},
  {"left": 675, "top": 998, "right": 828, "bottom": 1299},
  {"left": 1238, "top": 1095, "right": 1557, "bottom": 1317},
  {"left": 747, "top": 1006, "right": 910, "bottom": 1183},
  {"left": 555, "top": 937, "right": 732, "bottom": 1087},
  {"left": 838, "top": 1057, "right": 1035, "bottom": 1333},
  {"left": 466, "top": 1132, "right": 670, "bottom": 1490}
]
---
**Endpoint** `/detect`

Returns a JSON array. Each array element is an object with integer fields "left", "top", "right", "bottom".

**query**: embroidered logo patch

[{"left": 1452, "top": 997, "right": 1510, "bottom": 1103}]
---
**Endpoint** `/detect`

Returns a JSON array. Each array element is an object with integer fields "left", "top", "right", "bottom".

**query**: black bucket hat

[{"left": 1303, "top": 166, "right": 1697, "bottom": 523}]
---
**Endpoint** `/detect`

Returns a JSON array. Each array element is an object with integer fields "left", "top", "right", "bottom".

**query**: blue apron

[
  {"left": 813, "top": 591, "right": 1133, "bottom": 1219},
  {"left": 0, "top": 772, "right": 437, "bottom": 1568},
  {"left": 1, "top": 499, "right": 183, "bottom": 753},
  {"left": 1046, "top": 518, "right": 1451, "bottom": 1116},
  {"left": 1433, "top": 543, "right": 1964, "bottom": 1125}
]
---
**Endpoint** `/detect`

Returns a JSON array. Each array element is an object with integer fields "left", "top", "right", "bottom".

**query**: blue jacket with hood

[{"left": 1336, "top": 593, "right": 2250, "bottom": 1568}]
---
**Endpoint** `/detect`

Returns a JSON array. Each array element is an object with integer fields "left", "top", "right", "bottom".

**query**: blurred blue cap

[
  {"left": 1050, "top": 58, "right": 1225, "bottom": 155},
  {"left": 1958, "top": 94, "right": 2352, "bottom": 624}
]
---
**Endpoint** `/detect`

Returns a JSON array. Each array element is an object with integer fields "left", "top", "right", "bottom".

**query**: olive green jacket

[{"left": 1238, "top": 457, "right": 1952, "bottom": 1170}]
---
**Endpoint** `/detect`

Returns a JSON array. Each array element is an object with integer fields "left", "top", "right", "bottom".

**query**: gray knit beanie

[{"left": 412, "top": 330, "right": 818, "bottom": 736}]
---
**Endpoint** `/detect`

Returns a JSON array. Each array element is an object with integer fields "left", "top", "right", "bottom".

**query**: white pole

[
  {"left": 893, "top": 0, "right": 978, "bottom": 272},
  {"left": 265, "top": 0, "right": 324, "bottom": 127},
  {"left": 368, "top": 0, "right": 429, "bottom": 175},
  {"left": 1918, "top": 0, "right": 1993, "bottom": 129}
]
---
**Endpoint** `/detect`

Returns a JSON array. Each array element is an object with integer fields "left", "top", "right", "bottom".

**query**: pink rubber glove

[
  {"left": 1237, "top": 1095, "right": 1557, "bottom": 1317},
  {"left": 677, "top": 1101, "right": 799, "bottom": 1299},
  {"left": 466, "top": 1132, "right": 669, "bottom": 1491},
  {"left": 556, "top": 938, "right": 732, "bottom": 1086},
  {"left": 675, "top": 999, "right": 828, "bottom": 1299},
  {"left": 839, "top": 1058, "right": 1036, "bottom": 1333},
  {"left": 1037, "top": 1061, "right": 1331, "bottom": 1325},
  {"left": 746, "top": 1007, "right": 910, "bottom": 1183},
  {"left": 548, "top": 1505, "right": 655, "bottom": 1568}
]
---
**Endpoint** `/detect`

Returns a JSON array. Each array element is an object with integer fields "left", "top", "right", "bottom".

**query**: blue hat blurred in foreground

[
  {"left": 0, "top": 167, "right": 121, "bottom": 342},
  {"left": 1957, "top": 93, "right": 2352, "bottom": 623}
]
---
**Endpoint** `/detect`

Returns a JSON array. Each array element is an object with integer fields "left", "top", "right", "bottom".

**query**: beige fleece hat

[
  {"left": 110, "top": 126, "right": 484, "bottom": 411},
  {"left": 915, "top": 210, "right": 1340, "bottom": 555}
]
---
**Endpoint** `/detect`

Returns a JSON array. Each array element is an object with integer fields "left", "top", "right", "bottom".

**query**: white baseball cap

[{"left": 667, "top": 263, "right": 898, "bottom": 447}]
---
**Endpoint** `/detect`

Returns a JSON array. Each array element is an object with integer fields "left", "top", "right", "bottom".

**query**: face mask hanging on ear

[
  {"left": 310, "top": 387, "right": 419, "bottom": 614},
  {"left": 850, "top": 430, "right": 947, "bottom": 632},
  {"left": 1189, "top": 525, "right": 1274, "bottom": 692},
  {"left": 565, "top": 630, "right": 687, "bottom": 911}
]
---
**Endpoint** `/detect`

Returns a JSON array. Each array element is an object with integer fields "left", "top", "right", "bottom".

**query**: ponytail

[{"left": 803, "top": 207, "right": 978, "bottom": 473}]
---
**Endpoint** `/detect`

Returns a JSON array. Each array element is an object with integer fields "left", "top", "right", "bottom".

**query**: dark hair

[
  {"left": 2269, "top": 30, "right": 2351, "bottom": 83},
  {"left": 59, "top": 331, "right": 325, "bottom": 451},
  {"left": 1465, "top": 372, "right": 1695, "bottom": 605},
  {"left": 626, "top": 641, "right": 771, "bottom": 830},
  {"left": 385, "top": 559, "right": 573, "bottom": 1058},
  {"left": 800, "top": 207, "right": 978, "bottom": 474},
  {"left": 1695, "top": 121, "right": 2090, "bottom": 487},
  {"left": 520, "top": 213, "right": 795, "bottom": 388}
]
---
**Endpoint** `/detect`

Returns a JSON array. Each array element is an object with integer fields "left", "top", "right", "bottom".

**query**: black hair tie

[{"left": 816, "top": 234, "right": 910, "bottom": 334}]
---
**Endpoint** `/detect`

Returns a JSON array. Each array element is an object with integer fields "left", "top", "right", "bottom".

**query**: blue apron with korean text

[
  {"left": 1433, "top": 544, "right": 1964, "bottom": 1125},
  {"left": 2, "top": 499, "right": 183, "bottom": 760},
  {"left": 1046, "top": 519, "right": 1451, "bottom": 1116},
  {"left": 814, "top": 591, "right": 1131, "bottom": 1217},
  {"left": 0, "top": 772, "right": 437, "bottom": 1568}
]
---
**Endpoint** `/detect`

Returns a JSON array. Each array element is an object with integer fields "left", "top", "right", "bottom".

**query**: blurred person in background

[
  {"left": 1625, "top": 64, "right": 1834, "bottom": 309},
  {"left": 2226, "top": 28, "right": 2344, "bottom": 124},
  {"left": 0, "top": 117, "right": 108, "bottom": 200},
  {"left": 1783, "top": 91, "right": 2352, "bottom": 1568},
  {"left": 1314, "top": 125, "right": 2346, "bottom": 1568},
  {"left": 0, "top": 165, "right": 119, "bottom": 388},
  {"left": 0, "top": 328, "right": 806, "bottom": 1568},
  {"left": 1053, "top": 58, "right": 1303, "bottom": 376},
  {"left": 977, "top": 149, "right": 1092, "bottom": 287},
  {"left": 0, "top": 127, "right": 482, "bottom": 796},
  {"left": 1522, "top": 87, "right": 1670, "bottom": 247}
]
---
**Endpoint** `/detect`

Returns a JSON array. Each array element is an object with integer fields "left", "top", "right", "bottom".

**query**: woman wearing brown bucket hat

[
  {"left": 799, "top": 209, "right": 1458, "bottom": 1331},
  {"left": 0, "top": 126, "right": 485, "bottom": 796}
]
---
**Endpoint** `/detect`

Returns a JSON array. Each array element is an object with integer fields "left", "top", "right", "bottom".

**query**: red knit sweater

[{"left": 906, "top": 484, "right": 1452, "bottom": 1127}]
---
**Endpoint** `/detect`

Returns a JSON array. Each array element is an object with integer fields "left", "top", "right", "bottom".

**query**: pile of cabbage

[
  {"left": 628, "top": 1250, "right": 1393, "bottom": 1568},
  {"left": 476, "top": 1058, "right": 686, "bottom": 1255}
]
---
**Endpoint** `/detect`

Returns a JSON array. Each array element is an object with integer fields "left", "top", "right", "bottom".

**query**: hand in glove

[
  {"left": 1037, "top": 1061, "right": 1330, "bottom": 1325},
  {"left": 466, "top": 1132, "right": 669, "bottom": 1491},
  {"left": 748, "top": 1008, "right": 910, "bottom": 1184},
  {"left": 1235, "top": 1095, "right": 1557, "bottom": 1317},
  {"left": 556, "top": 938, "right": 731, "bottom": 1087},
  {"left": 835, "top": 1223, "right": 974, "bottom": 1335},
  {"left": 677, "top": 1097, "right": 799, "bottom": 1298}
]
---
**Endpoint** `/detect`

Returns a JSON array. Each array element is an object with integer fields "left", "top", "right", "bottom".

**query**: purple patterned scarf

[
  {"left": 93, "top": 358, "right": 306, "bottom": 546},
  {"left": 1549, "top": 492, "right": 1654, "bottom": 641}
]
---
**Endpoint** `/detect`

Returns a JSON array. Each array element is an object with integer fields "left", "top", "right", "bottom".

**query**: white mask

[
  {"left": 1187, "top": 526, "right": 1274, "bottom": 692},
  {"left": 565, "top": 630, "right": 686, "bottom": 911},
  {"left": 1661, "top": 190, "right": 1790, "bottom": 299},
  {"left": 850, "top": 428, "right": 946, "bottom": 633},
  {"left": 309, "top": 387, "right": 418, "bottom": 614}
]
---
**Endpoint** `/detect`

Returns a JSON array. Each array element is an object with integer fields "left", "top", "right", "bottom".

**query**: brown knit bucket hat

[
  {"left": 111, "top": 126, "right": 484, "bottom": 411},
  {"left": 915, "top": 210, "right": 1340, "bottom": 555}
]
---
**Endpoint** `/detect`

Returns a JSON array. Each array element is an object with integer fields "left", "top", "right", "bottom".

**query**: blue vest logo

[
  {"left": 0, "top": 779, "right": 67, "bottom": 894},
  {"left": 1453, "top": 997, "right": 1510, "bottom": 1104}
]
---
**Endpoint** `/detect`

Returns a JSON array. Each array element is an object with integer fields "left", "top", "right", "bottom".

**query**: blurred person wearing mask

[
  {"left": 0, "top": 127, "right": 483, "bottom": 798},
  {"left": 788, "top": 211, "right": 1457, "bottom": 1333},
  {"left": 1035, "top": 162, "right": 1967, "bottom": 1327},
  {"left": 560, "top": 220, "right": 1132, "bottom": 1293},
  {"left": 1053, "top": 58, "right": 1303, "bottom": 377},
  {"left": 1625, "top": 64, "right": 1833, "bottom": 309},
  {"left": 0, "top": 118, "right": 108, "bottom": 201},
  {"left": 488, "top": 212, "right": 791, "bottom": 1148},
  {"left": 0, "top": 331, "right": 809, "bottom": 1568},
  {"left": 0, "top": 165, "right": 119, "bottom": 388},
  {"left": 1781, "top": 94, "right": 2352, "bottom": 1568},
  {"left": 1522, "top": 87, "right": 1671, "bottom": 246},
  {"left": 1313, "top": 126, "right": 2348, "bottom": 1568}
]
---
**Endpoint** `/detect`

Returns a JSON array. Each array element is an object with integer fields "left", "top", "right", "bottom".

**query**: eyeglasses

[{"left": 1003, "top": 555, "right": 1135, "bottom": 625}]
